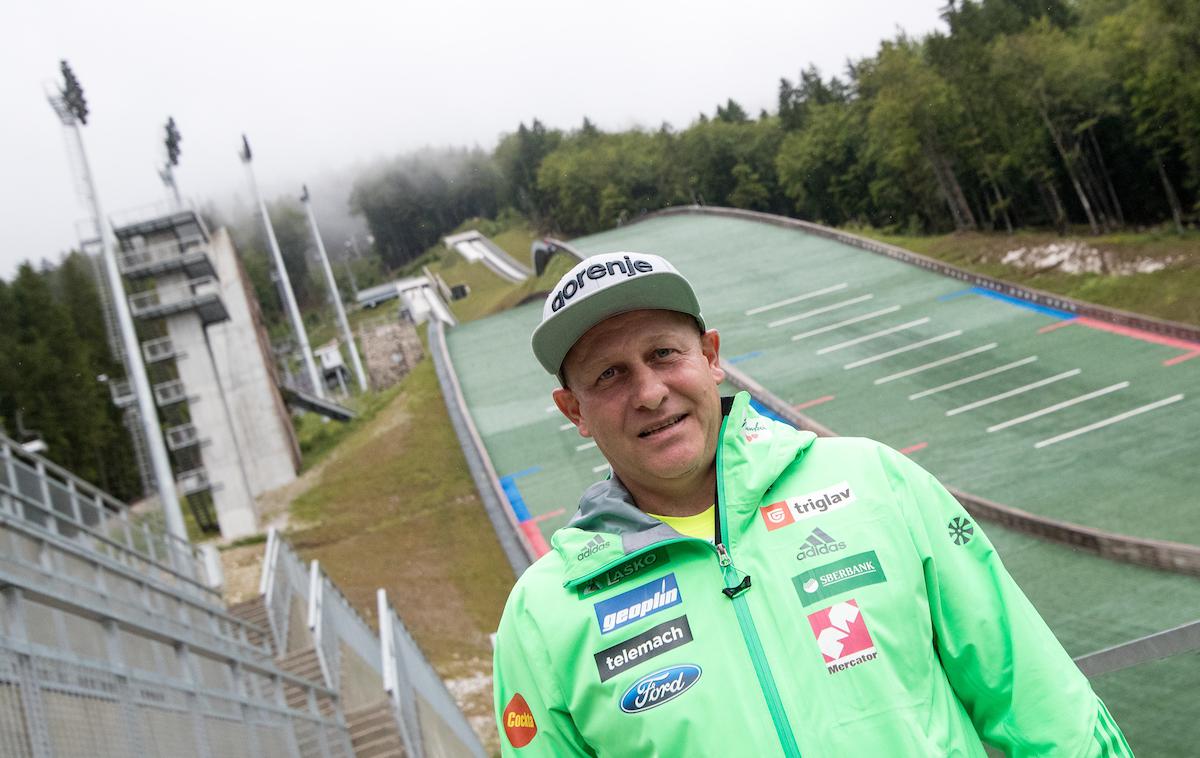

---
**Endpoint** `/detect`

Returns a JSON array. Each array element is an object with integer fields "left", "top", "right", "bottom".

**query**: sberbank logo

[
  {"left": 792, "top": 550, "right": 886, "bottom": 607},
  {"left": 577, "top": 534, "right": 610, "bottom": 561}
]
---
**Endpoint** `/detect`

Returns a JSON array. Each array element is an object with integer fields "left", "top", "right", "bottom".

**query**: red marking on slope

[
  {"left": 899, "top": 442, "right": 928, "bottom": 455},
  {"left": 531, "top": 508, "right": 566, "bottom": 524},
  {"left": 795, "top": 395, "right": 835, "bottom": 410},
  {"left": 1038, "top": 319, "right": 1076, "bottom": 334},
  {"left": 1164, "top": 351, "right": 1200, "bottom": 367},
  {"left": 520, "top": 521, "right": 551, "bottom": 557},
  {"left": 1041, "top": 317, "right": 1200, "bottom": 367}
]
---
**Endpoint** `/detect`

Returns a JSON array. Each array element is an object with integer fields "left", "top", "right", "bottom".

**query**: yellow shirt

[{"left": 647, "top": 505, "right": 715, "bottom": 542}]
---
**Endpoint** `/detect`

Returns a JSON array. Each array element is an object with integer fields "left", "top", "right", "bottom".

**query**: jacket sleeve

[
  {"left": 493, "top": 588, "right": 595, "bottom": 757},
  {"left": 876, "top": 443, "right": 1133, "bottom": 757}
]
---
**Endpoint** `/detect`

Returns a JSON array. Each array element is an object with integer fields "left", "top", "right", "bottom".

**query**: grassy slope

[
  {"left": 849, "top": 228, "right": 1200, "bottom": 327},
  {"left": 287, "top": 352, "right": 513, "bottom": 752}
]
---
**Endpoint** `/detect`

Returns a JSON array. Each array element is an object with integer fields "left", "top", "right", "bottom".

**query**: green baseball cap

[{"left": 531, "top": 252, "right": 704, "bottom": 376}]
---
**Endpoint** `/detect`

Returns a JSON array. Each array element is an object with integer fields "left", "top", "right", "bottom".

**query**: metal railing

[
  {"left": 378, "top": 590, "right": 487, "bottom": 758},
  {"left": 128, "top": 277, "right": 221, "bottom": 317},
  {"left": 260, "top": 529, "right": 315, "bottom": 657},
  {"left": 308, "top": 561, "right": 384, "bottom": 710},
  {"left": 0, "top": 432, "right": 211, "bottom": 593},
  {"left": 165, "top": 423, "right": 201, "bottom": 451},
  {"left": 117, "top": 234, "right": 207, "bottom": 273},
  {"left": 142, "top": 336, "right": 182, "bottom": 364}
]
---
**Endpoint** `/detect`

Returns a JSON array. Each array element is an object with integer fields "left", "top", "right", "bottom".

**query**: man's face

[{"left": 553, "top": 310, "right": 725, "bottom": 496}]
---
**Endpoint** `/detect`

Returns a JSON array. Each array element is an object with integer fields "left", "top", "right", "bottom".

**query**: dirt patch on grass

[{"left": 285, "top": 352, "right": 513, "bottom": 754}]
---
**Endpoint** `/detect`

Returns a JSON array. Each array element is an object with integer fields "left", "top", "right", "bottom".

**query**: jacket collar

[{"left": 553, "top": 391, "right": 817, "bottom": 584}]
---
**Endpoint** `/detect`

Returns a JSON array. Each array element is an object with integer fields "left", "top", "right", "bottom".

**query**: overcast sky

[{"left": 1, "top": 0, "right": 945, "bottom": 279}]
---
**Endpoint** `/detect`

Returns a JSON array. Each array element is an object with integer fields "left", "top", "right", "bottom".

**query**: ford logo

[{"left": 620, "top": 664, "right": 702, "bottom": 714}]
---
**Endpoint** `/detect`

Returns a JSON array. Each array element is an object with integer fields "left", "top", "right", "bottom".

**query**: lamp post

[
  {"left": 239, "top": 135, "right": 325, "bottom": 399},
  {"left": 302, "top": 185, "right": 368, "bottom": 392},
  {"left": 47, "top": 61, "right": 189, "bottom": 548}
]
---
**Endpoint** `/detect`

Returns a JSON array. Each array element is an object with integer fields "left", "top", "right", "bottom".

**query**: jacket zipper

[{"left": 715, "top": 417, "right": 803, "bottom": 758}]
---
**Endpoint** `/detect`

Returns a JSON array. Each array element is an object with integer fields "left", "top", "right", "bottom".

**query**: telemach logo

[
  {"left": 792, "top": 550, "right": 886, "bottom": 607},
  {"left": 594, "top": 574, "right": 682, "bottom": 634},
  {"left": 577, "top": 534, "right": 610, "bottom": 562},
  {"left": 796, "top": 528, "right": 846, "bottom": 561},
  {"left": 594, "top": 616, "right": 693, "bottom": 682},
  {"left": 502, "top": 693, "right": 538, "bottom": 748},
  {"left": 551, "top": 255, "right": 654, "bottom": 312}
]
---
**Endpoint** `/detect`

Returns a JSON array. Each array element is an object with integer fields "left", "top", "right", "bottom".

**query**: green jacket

[{"left": 493, "top": 393, "right": 1131, "bottom": 757}]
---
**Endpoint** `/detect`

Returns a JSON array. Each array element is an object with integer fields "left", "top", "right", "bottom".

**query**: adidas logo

[
  {"left": 795, "top": 528, "right": 847, "bottom": 561},
  {"left": 577, "top": 534, "right": 610, "bottom": 561}
]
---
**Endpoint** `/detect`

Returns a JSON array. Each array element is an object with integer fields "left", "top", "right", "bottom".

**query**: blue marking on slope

[
  {"left": 937, "top": 289, "right": 975, "bottom": 302},
  {"left": 728, "top": 350, "right": 763, "bottom": 365},
  {"left": 749, "top": 398, "right": 794, "bottom": 428},
  {"left": 506, "top": 465, "right": 542, "bottom": 480},
  {"left": 499, "top": 475, "right": 533, "bottom": 522},
  {"left": 967, "top": 287, "right": 1076, "bottom": 319}
]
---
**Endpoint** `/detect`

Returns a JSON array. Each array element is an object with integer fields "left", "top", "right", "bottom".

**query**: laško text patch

[{"left": 502, "top": 693, "right": 537, "bottom": 748}]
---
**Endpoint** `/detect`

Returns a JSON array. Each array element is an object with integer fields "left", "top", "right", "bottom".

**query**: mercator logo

[
  {"left": 594, "top": 574, "right": 681, "bottom": 634},
  {"left": 502, "top": 693, "right": 537, "bottom": 748},
  {"left": 577, "top": 534, "right": 610, "bottom": 561},
  {"left": 620, "top": 664, "right": 702, "bottom": 714},
  {"left": 795, "top": 528, "right": 846, "bottom": 561},
  {"left": 807, "top": 599, "right": 878, "bottom": 675},
  {"left": 551, "top": 255, "right": 655, "bottom": 312}
]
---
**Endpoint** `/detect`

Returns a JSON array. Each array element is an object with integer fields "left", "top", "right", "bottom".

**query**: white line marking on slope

[
  {"left": 945, "top": 369, "right": 1080, "bottom": 416},
  {"left": 909, "top": 357, "right": 1038, "bottom": 400},
  {"left": 818, "top": 318, "right": 931, "bottom": 355},
  {"left": 576, "top": 441, "right": 597, "bottom": 451},
  {"left": 791, "top": 307, "right": 901, "bottom": 342},
  {"left": 592, "top": 463, "right": 611, "bottom": 473},
  {"left": 1034, "top": 394, "right": 1184, "bottom": 448},
  {"left": 988, "top": 382, "right": 1130, "bottom": 433},
  {"left": 844, "top": 331, "right": 962, "bottom": 369},
  {"left": 768, "top": 295, "right": 875, "bottom": 328},
  {"left": 559, "top": 422, "right": 575, "bottom": 431},
  {"left": 745, "top": 283, "right": 848, "bottom": 316},
  {"left": 874, "top": 343, "right": 998, "bottom": 385},
  {"left": 544, "top": 405, "right": 557, "bottom": 413}
]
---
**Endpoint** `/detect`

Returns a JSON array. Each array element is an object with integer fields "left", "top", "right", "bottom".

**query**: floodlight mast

[
  {"left": 46, "top": 62, "right": 189, "bottom": 549},
  {"left": 301, "top": 185, "right": 368, "bottom": 393},
  {"left": 159, "top": 116, "right": 183, "bottom": 209},
  {"left": 239, "top": 136, "right": 325, "bottom": 399}
]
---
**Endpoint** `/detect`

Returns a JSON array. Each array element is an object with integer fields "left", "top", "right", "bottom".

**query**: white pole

[
  {"left": 66, "top": 121, "right": 189, "bottom": 547},
  {"left": 241, "top": 149, "right": 324, "bottom": 399},
  {"left": 302, "top": 188, "right": 368, "bottom": 393}
]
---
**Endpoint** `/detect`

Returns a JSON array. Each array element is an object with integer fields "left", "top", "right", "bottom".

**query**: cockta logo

[
  {"left": 595, "top": 574, "right": 681, "bottom": 634},
  {"left": 551, "top": 255, "right": 655, "bottom": 312},
  {"left": 620, "top": 664, "right": 702, "bottom": 713},
  {"left": 502, "top": 693, "right": 537, "bottom": 748}
]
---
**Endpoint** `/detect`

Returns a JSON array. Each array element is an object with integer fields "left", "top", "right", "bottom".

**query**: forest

[{"left": 353, "top": 0, "right": 1198, "bottom": 267}]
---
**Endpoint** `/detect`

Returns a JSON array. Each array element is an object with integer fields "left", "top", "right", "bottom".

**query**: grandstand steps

[
  {"left": 347, "top": 698, "right": 407, "bottom": 757},
  {"left": 279, "top": 645, "right": 326, "bottom": 708},
  {"left": 226, "top": 595, "right": 276, "bottom": 655}
]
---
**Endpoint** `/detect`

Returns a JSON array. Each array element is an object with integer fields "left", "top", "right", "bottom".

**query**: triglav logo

[
  {"left": 795, "top": 528, "right": 846, "bottom": 561},
  {"left": 594, "top": 574, "right": 681, "bottom": 634},
  {"left": 787, "top": 482, "right": 856, "bottom": 520},
  {"left": 807, "top": 599, "right": 878, "bottom": 675},
  {"left": 620, "top": 664, "right": 702, "bottom": 713},
  {"left": 760, "top": 501, "right": 795, "bottom": 531},
  {"left": 577, "top": 534, "right": 610, "bottom": 561},
  {"left": 551, "top": 255, "right": 654, "bottom": 312}
]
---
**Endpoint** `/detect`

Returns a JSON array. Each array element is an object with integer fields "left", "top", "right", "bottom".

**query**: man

[{"left": 493, "top": 251, "right": 1131, "bottom": 756}]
